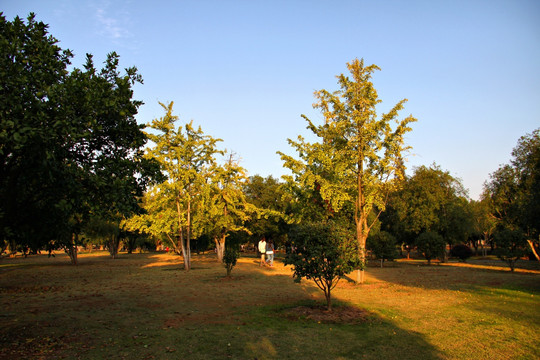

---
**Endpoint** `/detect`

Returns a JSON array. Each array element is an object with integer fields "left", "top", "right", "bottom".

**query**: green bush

[
  {"left": 284, "top": 222, "right": 359, "bottom": 310},
  {"left": 368, "top": 231, "right": 399, "bottom": 266},
  {"left": 223, "top": 248, "right": 240, "bottom": 277},
  {"left": 449, "top": 244, "right": 473, "bottom": 262},
  {"left": 494, "top": 229, "right": 528, "bottom": 272},
  {"left": 415, "top": 231, "right": 446, "bottom": 265}
]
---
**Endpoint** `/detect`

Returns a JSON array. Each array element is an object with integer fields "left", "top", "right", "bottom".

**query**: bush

[
  {"left": 415, "top": 231, "right": 446, "bottom": 265},
  {"left": 222, "top": 248, "right": 240, "bottom": 277},
  {"left": 494, "top": 229, "right": 528, "bottom": 272},
  {"left": 284, "top": 222, "right": 359, "bottom": 310},
  {"left": 368, "top": 231, "right": 399, "bottom": 266},
  {"left": 450, "top": 244, "right": 473, "bottom": 262}
]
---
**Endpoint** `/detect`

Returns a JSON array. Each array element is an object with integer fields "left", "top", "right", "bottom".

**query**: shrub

[
  {"left": 415, "top": 231, "right": 446, "bottom": 265},
  {"left": 494, "top": 229, "right": 528, "bottom": 272},
  {"left": 450, "top": 244, "right": 473, "bottom": 262},
  {"left": 284, "top": 222, "right": 359, "bottom": 310},
  {"left": 222, "top": 248, "right": 240, "bottom": 277},
  {"left": 368, "top": 231, "right": 399, "bottom": 267}
]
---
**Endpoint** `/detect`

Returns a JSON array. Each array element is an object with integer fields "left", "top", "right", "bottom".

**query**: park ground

[{"left": 0, "top": 251, "right": 539, "bottom": 359}]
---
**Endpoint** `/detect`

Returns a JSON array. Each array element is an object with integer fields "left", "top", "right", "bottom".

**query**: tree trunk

[
  {"left": 65, "top": 233, "right": 78, "bottom": 265},
  {"left": 108, "top": 235, "right": 119, "bottom": 259},
  {"left": 215, "top": 235, "right": 226, "bottom": 262},
  {"left": 185, "top": 196, "right": 192, "bottom": 270},
  {"left": 355, "top": 218, "right": 367, "bottom": 284},
  {"left": 527, "top": 240, "right": 540, "bottom": 261},
  {"left": 325, "top": 285, "right": 332, "bottom": 311},
  {"left": 177, "top": 198, "right": 191, "bottom": 271}
]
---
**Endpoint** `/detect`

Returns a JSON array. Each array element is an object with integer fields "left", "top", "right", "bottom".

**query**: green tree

[
  {"left": 144, "top": 101, "right": 221, "bottom": 270},
  {"left": 484, "top": 129, "right": 540, "bottom": 260},
  {"left": 470, "top": 196, "right": 497, "bottom": 256},
  {"left": 222, "top": 247, "right": 240, "bottom": 277},
  {"left": 415, "top": 231, "right": 446, "bottom": 265},
  {"left": 279, "top": 58, "right": 416, "bottom": 283},
  {"left": 382, "top": 165, "right": 472, "bottom": 261},
  {"left": 284, "top": 222, "right": 358, "bottom": 310},
  {"left": 0, "top": 14, "right": 159, "bottom": 264},
  {"left": 368, "top": 230, "right": 399, "bottom": 267},
  {"left": 242, "top": 175, "right": 290, "bottom": 247},
  {"left": 203, "top": 153, "right": 254, "bottom": 261},
  {"left": 0, "top": 13, "right": 73, "bottom": 253},
  {"left": 493, "top": 229, "right": 528, "bottom": 271}
]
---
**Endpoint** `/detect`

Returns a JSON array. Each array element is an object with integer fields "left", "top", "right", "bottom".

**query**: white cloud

[{"left": 94, "top": 1, "right": 132, "bottom": 42}]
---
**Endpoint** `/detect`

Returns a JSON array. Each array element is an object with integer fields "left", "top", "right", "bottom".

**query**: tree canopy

[{"left": 0, "top": 13, "right": 160, "bottom": 262}]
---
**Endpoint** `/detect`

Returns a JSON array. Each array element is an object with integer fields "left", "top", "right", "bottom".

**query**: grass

[{"left": 0, "top": 251, "right": 539, "bottom": 359}]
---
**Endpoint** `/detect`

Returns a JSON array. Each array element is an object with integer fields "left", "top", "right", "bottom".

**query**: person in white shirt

[{"left": 258, "top": 238, "right": 267, "bottom": 266}]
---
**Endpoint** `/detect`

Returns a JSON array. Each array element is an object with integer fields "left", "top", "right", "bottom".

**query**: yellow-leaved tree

[{"left": 279, "top": 58, "right": 416, "bottom": 283}]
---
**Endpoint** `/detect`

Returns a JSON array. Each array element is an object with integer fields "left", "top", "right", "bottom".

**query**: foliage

[
  {"left": 368, "top": 231, "right": 399, "bottom": 265},
  {"left": 485, "top": 129, "right": 540, "bottom": 258},
  {"left": 493, "top": 229, "right": 528, "bottom": 272},
  {"left": 143, "top": 101, "right": 221, "bottom": 270},
  {"left": 469, "top": 197, "right": 497, "bottom": 255},
  {"left": 415, "top": 231, "right": 446, "bottom": 265},
  {"left": 0, "top": 14, "right": 159, "bottom": 264},
  {"left": 284, "top": 222, "right": 359, "bottom": 310},
  {"left": 243, "top": 175, "right": 290, "bottom": 246},
  {"left": 222, "top": 247, "right": 240, "bottom": 277},
  {"left": 202, "top": 153, "right": 254, "bottom": 262},
  {"left": 279, "top": 58, "right": 416, "bottom": 283},
  {"left": 382, "top": 164, "right": 472, "bottom": 259},
  {"left": 449, "top": 244, "right": 473, "bottom": 262}
]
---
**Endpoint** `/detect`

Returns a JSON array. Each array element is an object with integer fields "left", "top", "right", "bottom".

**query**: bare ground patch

[{"left": 283, "top": 304, "right": 370, "bottom": 324}]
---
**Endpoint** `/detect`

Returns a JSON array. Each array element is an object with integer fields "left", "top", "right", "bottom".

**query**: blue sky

[{"left": 3, "top": 0, "right": 540, "bottom": 199}]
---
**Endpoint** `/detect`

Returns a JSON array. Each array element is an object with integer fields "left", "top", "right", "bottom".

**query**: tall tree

[
  {"left": 470, "top": 196, "right": 497, "bottom": 256},
  {"left": 484, "top": 128, "right": 540, "bottom": 260},
  {"left": 203, "top": 153, "right": 254, "bottom": 261},
  {"left": 144, "top": 101, "right": 221, "bottom": 270},
  {"left": 279, "top": 58, "right": 416, "bottom": 282},
  {"left": 382, "top": 164, "right": 472, "bottom": 262},
  {"left": 0, "top": 14, "right": 158, "bottom": 263}
]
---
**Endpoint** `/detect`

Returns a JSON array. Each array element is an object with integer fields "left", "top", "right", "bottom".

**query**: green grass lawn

[{"left": 1, "top": 251, "right": 538, "bottom": 359}]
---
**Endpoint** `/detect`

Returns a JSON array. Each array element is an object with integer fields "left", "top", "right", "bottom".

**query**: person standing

[
  {"left": 266, "top": 240, "right": 274, "bottom": 267},
  {"left": 258, "top": 237, "right": 267, "bottom": 266}
]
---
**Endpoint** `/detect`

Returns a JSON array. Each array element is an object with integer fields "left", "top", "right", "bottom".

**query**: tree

[
  {"left": 0, "top": 13, "right": 73, "bottom": 254},
  {"left": 381, "top": 165, "right": 472, "bottom": 261},
  {"left": 279, "top": 58, "right": 416, "bottom": 283},
  {"left": 493, "top": 229, "right": 528, "bottom": 271},
  {"left": 484, "top": 129, "right": 540, "bottom": 260},
  {"left": 222, "top": 247, "right": 240, "bottom": 277},
  {"left": 144, "top": 101, "right": 221, "bottom": 270},
  {"left": 368, "top": 231, "right": 399, "bottom": 267},
  {"left": 470, "top": 196, "right": 497, "bottom": 256},
  {"left": 415, "top": 231, "right": 446, "bottom": 265},
  {"left": 0, "top": 14, "right": 159, "bottom": 264},
  {"left": 203, "top": 153, "right": 254, "bottom": 262},
  {"left": 284, "top": 222, "right": 358, "bottom": 310},
  {"left": 243, "top": 175, "right": 289, "bottom": 247},
  {"left": 449, "top": 244, "right": 473, "bottom": 262}
]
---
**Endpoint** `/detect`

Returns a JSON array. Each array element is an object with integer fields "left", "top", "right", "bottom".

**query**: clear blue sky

[{"left": 3, "top": 0, "right": 540, "bottom": 199}]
